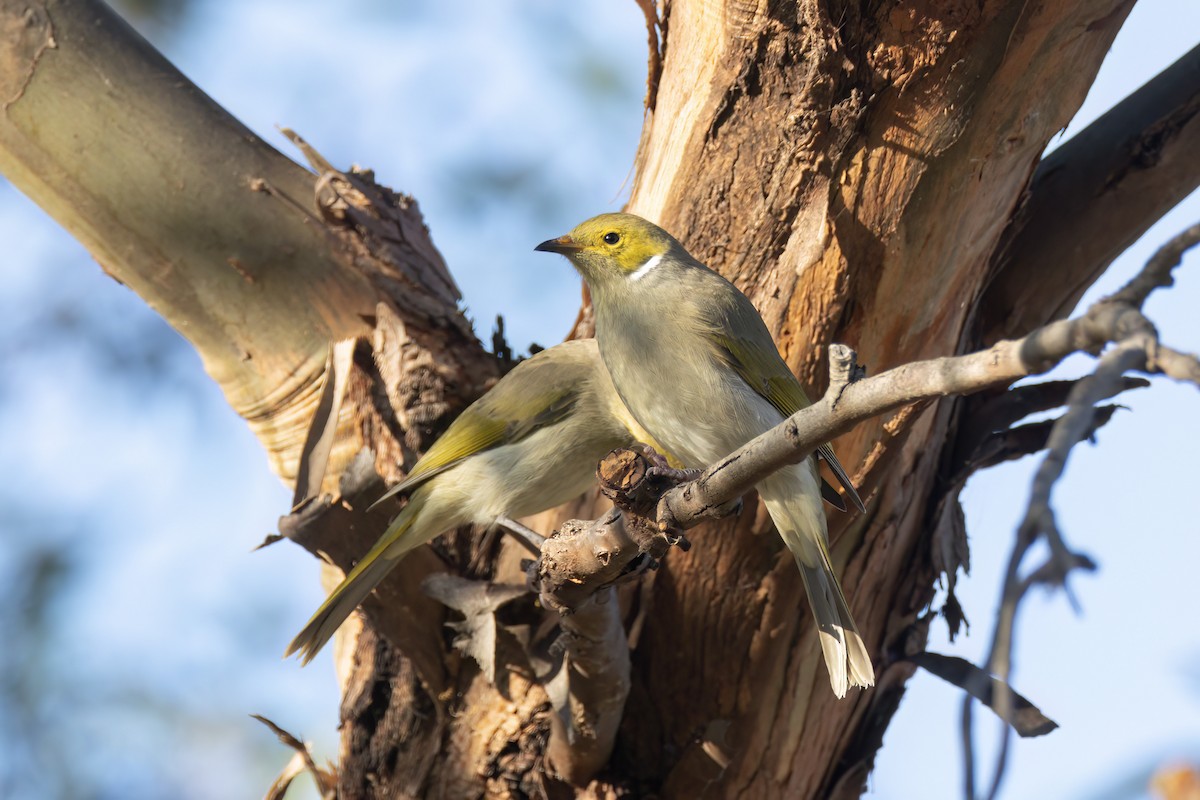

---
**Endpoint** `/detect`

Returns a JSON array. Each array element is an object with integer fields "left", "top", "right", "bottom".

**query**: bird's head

[{"left": 535, "top": 213, "right": 681, "bottom": 291}]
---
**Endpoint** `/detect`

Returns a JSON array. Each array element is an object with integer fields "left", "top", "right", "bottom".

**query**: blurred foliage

[
  {"left": 0, "top": 532, "right": 79, "bottom": 800},
  {"left": 1153, "top": 764, "right": 1200, "bottom": 800}
]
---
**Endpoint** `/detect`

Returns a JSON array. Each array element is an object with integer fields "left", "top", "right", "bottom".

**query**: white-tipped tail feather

[
  {"left": 760, "top": 467, "right": 875, "bottom": 698},
  {"left": 284, "top": 492, "right": 430, "bottom": 665}
]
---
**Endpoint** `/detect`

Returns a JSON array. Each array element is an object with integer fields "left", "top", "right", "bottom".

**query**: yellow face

[{"left": 536, "top": 213, "right": 676, "bottom": 280}]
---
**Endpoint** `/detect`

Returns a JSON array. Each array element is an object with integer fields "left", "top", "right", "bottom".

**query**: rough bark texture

[
  {"left": 587, "top": 2, "right": 1138, "bottom": 796},
  {"left": 2, "top": 0, "right": 1195, "bottom": 799}
]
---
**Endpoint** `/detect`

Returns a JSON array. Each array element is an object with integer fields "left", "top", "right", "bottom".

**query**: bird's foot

[
  {"left": 645, "top": 464, "right": 703, "bottom": 485},
  {"left": 663, "top": 529, "right": 691, "bottom": 552},
  {"left": 496, "top": 515, "right": 546, "bottom": 555},
  {"left": 633, "top": 443, "right": 673, "bottom": 470}
]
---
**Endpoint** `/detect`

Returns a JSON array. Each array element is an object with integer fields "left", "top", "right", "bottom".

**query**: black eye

[{"left": 603, "top": 232, "right": 620, "bottom": 245}]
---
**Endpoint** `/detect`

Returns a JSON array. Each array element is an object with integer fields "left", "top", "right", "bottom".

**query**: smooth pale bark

[
  {"left": 4, "top": 0, "right": 1197, "bottom": 798},
  {"left": 1, "top": 1, "right": 359, "bottom": 479},
  {"left": 0, "top": 0, "right": 489, "bottom": 484},
  {"left": 0, "top": 2, "right": 500, "bottom": 793}
]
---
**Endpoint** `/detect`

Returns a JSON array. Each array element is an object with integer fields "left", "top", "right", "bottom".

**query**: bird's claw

[
  {"left": 645, "top": 464, "right": 703, "bottom": 484},
  {"left": 663, "top": 529, "right": 691, "bottom": 552},
  {"left": 634, "top": 443, "right": 672, "bottom": 470}
]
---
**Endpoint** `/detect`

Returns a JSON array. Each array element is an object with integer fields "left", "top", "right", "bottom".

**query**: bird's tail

[
  {"left": 284, "top": 491, "right": 430, "bottom": 665},
  {"left": 760, "top": 467, "right": 875, "bottom": 698}
]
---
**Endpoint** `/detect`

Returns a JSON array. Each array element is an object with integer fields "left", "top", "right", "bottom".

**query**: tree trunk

[{"left": 2, "top": 0, "right": 1195, "bottom": 798}]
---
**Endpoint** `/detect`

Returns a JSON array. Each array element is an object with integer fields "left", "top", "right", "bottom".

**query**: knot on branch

[
  {"left": 278, "top": 127, "right": 466, "bottom": 318},
  {"left": 532, "top": 450, "right": 699, "bottom": 618},
  {"left": 596, "top": 448, "right": 694, "bottom": 553},
  {"left": 827, "top": 343, "right": 864, "bottom": 403}
]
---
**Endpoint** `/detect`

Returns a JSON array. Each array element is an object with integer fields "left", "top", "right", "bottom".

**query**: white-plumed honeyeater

[
  {"left": 535, "top": 213, "right": 874, "bottom": 698},
  {"left": 285, "top": 338, "right": 660, "bottom": 664}
]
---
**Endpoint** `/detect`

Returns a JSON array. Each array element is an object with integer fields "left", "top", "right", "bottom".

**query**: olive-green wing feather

[
  {"left": 703, "top": 298, "right": 866, "bottom": 514},
  {"left": 370, "top": 382, "right": 581, "bottom": 510}
]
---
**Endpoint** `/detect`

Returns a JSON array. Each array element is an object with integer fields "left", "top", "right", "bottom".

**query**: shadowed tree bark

[{"left": 1, "top": 1, "right": 1197, "bottom": 798}]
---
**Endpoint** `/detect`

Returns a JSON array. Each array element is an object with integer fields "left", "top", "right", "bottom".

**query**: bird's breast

[{"left": 598, "top": 312, "right": 781, "bottom": 468}]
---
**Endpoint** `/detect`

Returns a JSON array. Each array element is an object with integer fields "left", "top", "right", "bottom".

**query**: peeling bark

[
  {"left": 595, "top": 1, "right": 1142, "bottom": 796},
  {"left": 2, "top": 1, "right": 1197, "bottom": 798}
]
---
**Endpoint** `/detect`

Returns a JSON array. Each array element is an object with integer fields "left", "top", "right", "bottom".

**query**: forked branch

[{"left": 965, "top": 223, "right": 1200, "bottom": 800}]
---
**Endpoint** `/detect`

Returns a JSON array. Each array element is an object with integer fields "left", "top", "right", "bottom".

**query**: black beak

[{"left": 534, "top": 235, "right": 580, "bottom": 255}]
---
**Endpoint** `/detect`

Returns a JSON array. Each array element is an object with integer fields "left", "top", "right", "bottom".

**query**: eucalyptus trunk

[{"left": 1, "top": 0, "right": 1195, "bottom": 798}]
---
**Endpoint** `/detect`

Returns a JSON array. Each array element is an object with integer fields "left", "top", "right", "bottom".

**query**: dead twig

[
  {"left": 965, "top": 222, "right": 1200, "bottom": 800},
  {"left": 254, "top": 714, "right": 336, "bottom": 800},
  {"left": 632, "top": 0, "right": 663, "bottom": 111}
]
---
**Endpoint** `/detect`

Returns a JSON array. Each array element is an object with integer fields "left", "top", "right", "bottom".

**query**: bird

[
  {"left": 535, "top": 213, "right": 874, "bottom": 697},
  {"left": 285, "top": 338, "right": 661, "bottom": 664}
]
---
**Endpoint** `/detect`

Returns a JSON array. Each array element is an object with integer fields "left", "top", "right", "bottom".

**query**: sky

[{"left": 0, "top": 2, "right": 1196, "bottom": 799}]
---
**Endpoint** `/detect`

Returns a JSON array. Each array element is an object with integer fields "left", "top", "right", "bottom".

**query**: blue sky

[{"left": 0, "top": 2, "right": 1195, "bottom": 798}]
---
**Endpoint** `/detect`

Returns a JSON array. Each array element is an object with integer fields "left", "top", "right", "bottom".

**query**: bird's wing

[
  {"left": 816, "top": 444, "right": 865, "bottom": 513},
  {"left": 370, "top": 381, "right": 580, "bottom": 509},
  {"left": 703, "top": 298, "right": 866, "bottom": 514}
]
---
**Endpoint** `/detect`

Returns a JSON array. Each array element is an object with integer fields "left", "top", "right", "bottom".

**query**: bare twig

[
  {"left": 632, "top": 0, "right": 663, "bottom": 111},
  {"left": 962, "top": 223, "right": 1200, "bottom": 800},
  {"left": 1157, "top": 344, "right": 1200, "bottom": 386},
  {"left": 1109, "top": 221, "right": 1200, "bottom": 308},
  {"left": 655, "top": 278, "right": 1195, "bottom": 534},
  {"left": 254, "top": 714, "right": 336, "bottom": 800}
]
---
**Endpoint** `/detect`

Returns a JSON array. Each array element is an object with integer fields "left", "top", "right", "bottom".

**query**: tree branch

[
  {"left": 531, "top": 452, "right": 690, "bottom": 784},
  {"left": 543, "top": 581, "right": 631, "bottom": 785},
  {"left": 656, "top": 260, "right": 1197, "bottom": 535},
  {"left": 0, "top": 0, "right": 494, "bottom": 487},
  {"left": 631, "top": 0, "right": 663, "bottom": 111},
  {"left": 981, "top": 44, "right": 1200, "bottom": 343},
  {"left": 964, "top": 222, "right": 1200, "bottom": 800}
]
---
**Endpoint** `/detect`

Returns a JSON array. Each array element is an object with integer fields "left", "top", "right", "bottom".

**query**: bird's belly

[{"left": 643, "top": 393, "right": 779, "bottom": 468}]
